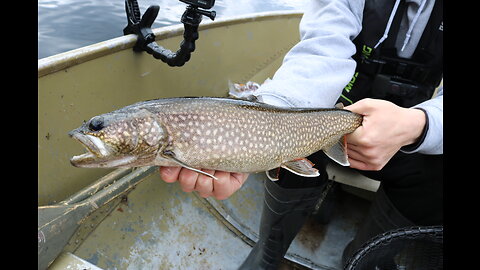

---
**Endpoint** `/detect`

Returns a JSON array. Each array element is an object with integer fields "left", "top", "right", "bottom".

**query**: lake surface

[{"left": 38, "top": 0, "right": 307, "bottom": 59}]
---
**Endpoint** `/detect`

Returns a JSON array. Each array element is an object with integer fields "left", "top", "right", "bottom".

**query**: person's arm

[{"left": 254, "top": 0, "right": 364, "bottom": 108}]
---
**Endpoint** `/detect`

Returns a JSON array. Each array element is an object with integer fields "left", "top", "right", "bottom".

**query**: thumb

[{"left": 344, "top": 98, "right": 374, "bottom": 115}]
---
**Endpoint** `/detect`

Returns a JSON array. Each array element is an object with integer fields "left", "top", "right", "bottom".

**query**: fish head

[{"left": 69, "top": 109, "right": 168, "bottom": 168}]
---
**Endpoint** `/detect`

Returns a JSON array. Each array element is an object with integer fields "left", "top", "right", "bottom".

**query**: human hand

[
  {"left": 159, "top": 166, "right": 249, "bottom": 200},
  {"left": 344, "top": 98, "right": 426, "bottom": 171}
]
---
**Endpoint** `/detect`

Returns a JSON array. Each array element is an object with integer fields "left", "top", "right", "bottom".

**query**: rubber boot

[
  {"left": 341, "top": 185, "right": 415, "bottom": 267},
  {"left": 238, "top": 178, "right": 324, "bottom": 270}
]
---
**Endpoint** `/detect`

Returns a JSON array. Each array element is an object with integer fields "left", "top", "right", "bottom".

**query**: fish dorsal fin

[
  {"left": 162, "top": 150, "right": 218, "bottom": 180},
  {"left": 323, "top": 135, "right": 350, "bottom": 166},
  {"left": 335, "top": 102, "right": 345, "bottom": 109},
  {"left": 280, "top": 158, "right": 320, "bottom": 177},
  {"left": 266, "top": 168, "right": 281, "bottom": 181}
]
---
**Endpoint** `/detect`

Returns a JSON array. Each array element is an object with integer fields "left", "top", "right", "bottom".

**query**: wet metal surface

[
  {"left": 72, "top": 170, "right": 252, "bottom": 269},
  {"left": 39, "top": 167, "right": 156, "bottom": 270},
  {"left": 49, "top": 252, "right": 104, "bottom": 270},
  {"left": 211, "top": 173, "right": 372, "bottom": 269},
  {"left": 67, "top": 168, "right": 371, "bottom": 270}
]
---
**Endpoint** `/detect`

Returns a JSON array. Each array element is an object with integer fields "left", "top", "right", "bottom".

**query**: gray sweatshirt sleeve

[
  {"left": 253, "top": 0, "right": 364, "bottom": 108},
  {"left": 401, "top": 85, "right": 443, "bottom": 155},
  {"left": 254, "top": 0, "right": 443, "bottom": 155}
]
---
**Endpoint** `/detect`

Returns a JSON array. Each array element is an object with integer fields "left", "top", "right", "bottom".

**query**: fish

[{"left": 69, "top": 97, "right": 362, "bottom": 180}]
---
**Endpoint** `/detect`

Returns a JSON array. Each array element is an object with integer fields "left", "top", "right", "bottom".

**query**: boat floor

[{"left": 54, "top": 171, "right": 372, "bottom": 270}]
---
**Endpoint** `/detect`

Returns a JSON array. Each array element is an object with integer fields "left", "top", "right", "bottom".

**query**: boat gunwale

[{"left": 38, "top": 10, "right": 303, "bottom": 78}]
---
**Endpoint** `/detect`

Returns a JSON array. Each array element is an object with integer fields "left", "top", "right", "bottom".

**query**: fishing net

[{"left": 344, "top": 226, "right": 443, "bottom": 270}]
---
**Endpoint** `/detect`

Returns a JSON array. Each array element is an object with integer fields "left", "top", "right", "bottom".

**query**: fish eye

[{"left": 88, "top": 117, "right": 104, "bottom": 131}]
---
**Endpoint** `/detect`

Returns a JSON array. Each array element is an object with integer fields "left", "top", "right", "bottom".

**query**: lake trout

[{"left": 69, "top": 97, "right": 362, "bottom": 180}]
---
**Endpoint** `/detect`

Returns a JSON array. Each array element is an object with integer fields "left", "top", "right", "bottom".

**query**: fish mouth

[
  {"left": 69, "top": 131, "right": 139, "bottom": 168},
  {"left": 69, "top": 132, "right": 111, "bottom": 167}
]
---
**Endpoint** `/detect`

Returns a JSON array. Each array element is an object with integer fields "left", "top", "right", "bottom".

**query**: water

[{"left": 38, "top": 0, "right": 307, "bottom": 59}]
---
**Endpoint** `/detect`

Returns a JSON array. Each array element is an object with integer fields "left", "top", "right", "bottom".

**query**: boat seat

[{"left": 326, "top": 163, "right": 380, "bottom": 193}]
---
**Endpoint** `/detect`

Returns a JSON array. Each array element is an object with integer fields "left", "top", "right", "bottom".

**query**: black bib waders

[{"left": 339, "top": 0, "right": 444, "bottom": 264}]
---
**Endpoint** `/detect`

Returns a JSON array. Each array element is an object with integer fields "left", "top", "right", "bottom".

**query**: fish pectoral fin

[
  {"left": 323, "top": 135, "right": 350, "bottom": 166},
  {"left": 266, "top": 168, "right": 281, "bottom": 181},
  {"left": 162, "top": 150, "right": 218, "bottom": 180},
  {"left": 280, "top": 158, "right": 320, "bottom": 177}
]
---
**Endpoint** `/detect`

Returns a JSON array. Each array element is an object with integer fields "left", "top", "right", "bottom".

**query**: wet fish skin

[{"left": 69, "top": 97, "right": 362, "bottom": 174}]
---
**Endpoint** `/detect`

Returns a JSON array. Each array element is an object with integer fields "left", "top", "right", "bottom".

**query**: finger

[
  {"left": 211, "top": 171, "right": 234, "bottom": 200},
  {"left": 348, "top": 146, "right": 387, "bottom": 171},
  {"left": 159, "top": 166, "right": 182, "bottom": 183},
  {"left": 346, "top": 144, "right": 370, "bottom": 170},
  {"left": 346, "top": 146, "right": 366, "bottom": 161},
  {"left": 213, "top": 172, "right": 249, "bottom": 200},
  {"left": 178, "top": 168, "right": 199, "bottom": 193},
  {"left": 347, "top": 144, "right": 382, "bottom": 169},
  {"left": 195, "top": 169, "right": 215, "bottom": 198},
  {"left": 347, "top": 143, "right": 378, "bottom": 160},
  {"left": 232, "top": 172, "right": 249, "bottom": 185},
  {"left": 348, "top": 156, "right": 369, "bottom": 171}
]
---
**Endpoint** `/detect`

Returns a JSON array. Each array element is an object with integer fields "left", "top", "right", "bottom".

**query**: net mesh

[{"left": 344, "top": 226, "right": 443, "bottom": 270}]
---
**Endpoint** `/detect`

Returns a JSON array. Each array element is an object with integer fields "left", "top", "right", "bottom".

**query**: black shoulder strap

[
  {"left": 379, "top": 0, "right": 407, "bottom": 55},
  {"left": 413, "top": 0, "right": 443, "bottom": 63},
  {"left": 355, "top": 0, "right": 407, "bottom": 55}
]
